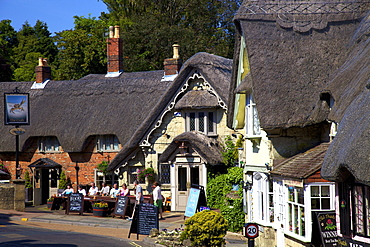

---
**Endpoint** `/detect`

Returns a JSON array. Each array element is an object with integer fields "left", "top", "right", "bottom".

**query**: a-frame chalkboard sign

[
  {"left": 184, "top": 185, "right": 207, "bottom": 218},
  {"left": 113, "top": 196, "right": 129, "bottom": 218},
  {"left": 66, "top": 193, "right": 84, "bottom": 215},
  {"left": 128, "top": 203, "right": 159, "bottom": 240}
]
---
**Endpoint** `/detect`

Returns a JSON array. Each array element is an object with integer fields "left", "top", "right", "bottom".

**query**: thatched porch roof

[{"left": 158, "top": 131, "right": 224, "bottom": 165}]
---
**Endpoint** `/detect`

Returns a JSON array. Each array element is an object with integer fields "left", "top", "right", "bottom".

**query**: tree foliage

[
  {"left": 53, "top": 16, "right": 110, "bottom": 80},
  {"left": 4, "top": 1, "right": 242, "bottom": 80},
  {"left": 11, "top": 21, "right": 57, "bottom": 82}
]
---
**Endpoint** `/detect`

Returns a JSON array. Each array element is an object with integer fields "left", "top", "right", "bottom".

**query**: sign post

[
  {"left": 244, "top": 223, "right": 259, "bottom": 247},
  {"left": 4, "top": 89, "right": 30, "bottom": 179}
]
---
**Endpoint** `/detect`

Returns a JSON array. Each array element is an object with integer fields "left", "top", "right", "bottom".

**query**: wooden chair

[{"left": 164, "top": 196, "right": 171, "bottom": 212}]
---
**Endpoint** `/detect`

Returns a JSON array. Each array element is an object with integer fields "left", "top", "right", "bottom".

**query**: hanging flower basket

[{"left": 137, "top": 167, "right": 155, "bottom": 183}]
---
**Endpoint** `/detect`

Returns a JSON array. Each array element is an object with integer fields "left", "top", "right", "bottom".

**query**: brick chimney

[
  {"left": 35, "top": 58, "right": 51, "bottom": 83},
  {"left": 163, "top": 44, "right": 182, "bottom": 77},
  {"left": 106, "top": 25, "right": 123, "bottom": 77}
]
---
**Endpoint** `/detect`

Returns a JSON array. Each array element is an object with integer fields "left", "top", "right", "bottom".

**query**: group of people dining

[
  {"left": 62, "top": 182, "right": 130, "bottom": 198},
  {"left": 61, "top": 180, "right": 164, "bottom": 219}
]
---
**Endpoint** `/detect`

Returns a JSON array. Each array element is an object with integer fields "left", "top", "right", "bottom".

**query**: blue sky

[{"left": 0, "top": 0, "right": 108, "bottom": 34}]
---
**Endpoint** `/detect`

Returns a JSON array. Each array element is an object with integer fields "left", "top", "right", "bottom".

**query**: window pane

[
  {"left": 311, "top": 198, "right": 320, "bottom": 210},
  {"left": 297, "top": 188, "right": 304, "bottom": 204},
  {"left": 189, "top": 113, "right": 196, "bottom": 131},
  {"left": 160, "top": 164, "right": 171, "bottom": 184},
  {"left": 288, "top": 187, "right": 294, "bottom": 202},
  {"left": 321, "top": 186, "right": 330, "bottom": 197},
  {"left": 311, "top": 186, "right": 319, "bottom": 197},
  {"left": 322, "top": 198, "right": 330, "bottom": 209},
  {"left": 198, "top": 112, "right": 204, "bottom": 132},
  {"left": 354, "top": 186, "right": 364, "bottom": 234},
  {"left": 208, "top": 112, "right": 214, "bottom": 132},
  {"left": 252, "top": 105, "right": 261, "bottom": 135}
]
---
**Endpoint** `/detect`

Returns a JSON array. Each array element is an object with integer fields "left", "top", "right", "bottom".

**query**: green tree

[
  {"left": 59, "top": 170, "right": 69, "bottom": 189},
  {"left": 54, "top": 16, "right": 110, "bottom": 80},
  {"left": 102, "top": 0, "right": 241, "bottom": 72},
  {"left": 0, "top": 20, "right": 17, "bottom": 81},
  {"left": 12, "top": 21, "right": 57, "bottom": 81}
]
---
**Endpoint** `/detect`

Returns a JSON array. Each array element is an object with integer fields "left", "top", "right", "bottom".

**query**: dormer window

[
  {"left": 245, "top": 93, "right": 261, "bottom": 137},
  {"left": 38, "top": 136, "right": 61, "bottom": 152},
  {"left": 96, "top": 135, "right": 120, "bottom": 152},
  {"left": 185, "top": 111, "right": 216, "bottom": 136}
]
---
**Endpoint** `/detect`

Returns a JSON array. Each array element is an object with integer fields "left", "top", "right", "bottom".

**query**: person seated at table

[
  {"left": 109, "top": 183, "right": 120, "bottom": 198},
  {"left": 119, "top": 183, "right": 129, "bottom": 197},
  {"left": 88, "top": 182, "right": 99, "bottom": 196},
  {"left": 62, "top": 184, "right": 74, "bottom": 195},
  {"left": 77, "top": 184, "right": 86, "bottom": 196},
  {"left": 100, "top": 182, "right": 110, "bottom": 196}
]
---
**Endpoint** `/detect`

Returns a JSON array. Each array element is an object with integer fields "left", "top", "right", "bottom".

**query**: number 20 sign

[{"left": 244, "top": 223, "right": 259, "bottom": 239}]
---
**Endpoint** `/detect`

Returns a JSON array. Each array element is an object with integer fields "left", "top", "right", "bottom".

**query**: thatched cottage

[
  {"left": 228, "top": 0, "right": 369, "bottom": 246},
  {"left": 0, "top": 26, "right": 235, "bottom": 209}
]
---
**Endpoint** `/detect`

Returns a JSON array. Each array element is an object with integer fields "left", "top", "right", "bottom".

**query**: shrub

[
  {"left": 180, "top": 210, "right": 228, "bottom": 247},
  {"left": 24, "top": 170, "right": 33, "bottom": 188},
  {"left": 58, "top": 170, "right": 69, "bottom": 189},
  {"left": 206, "top": 173, "right": 230, "bottom": 209},
  {"left": 220, "top": 199, "right": 244, "bottom": 232}
]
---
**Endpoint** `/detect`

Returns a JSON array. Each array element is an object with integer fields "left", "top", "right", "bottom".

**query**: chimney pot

[
  {"left": 114, "top": 26, "right": 120, "bottom": 38},
  {"left": 173, "top": 44, "right": 179, "bottom": 59},
  {"left": 109, "top": 26, "right": 114, "bottom": 38}
]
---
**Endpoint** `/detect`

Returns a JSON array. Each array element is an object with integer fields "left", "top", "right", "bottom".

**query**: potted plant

[
  {"left": 47, "top": 197, "right": 54, "bottom": 209},
  {"left": 92, "top": 202, "right": 109, "bottom": 217},
  {"left": 24, "top": 170, "right": 33, "bottom": 202},
  {"left": 137, "top": 167, "right": 155, "bottom": 183}
]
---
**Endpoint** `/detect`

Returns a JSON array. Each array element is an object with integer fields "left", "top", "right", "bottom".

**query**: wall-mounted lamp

[{"left": 242, "top": 180, "right": 253, "bottom": 190}]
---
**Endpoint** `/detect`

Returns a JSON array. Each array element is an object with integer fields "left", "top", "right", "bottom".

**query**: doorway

[{"left": 175, "top": 164, "right": 202, "bottom": 211}]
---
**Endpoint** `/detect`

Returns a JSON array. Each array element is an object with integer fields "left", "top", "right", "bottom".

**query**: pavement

[{"left": 0, "top": 204, "right": 248, "bottom": 246}]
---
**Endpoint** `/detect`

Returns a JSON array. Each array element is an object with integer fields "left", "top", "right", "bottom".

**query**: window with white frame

[
  {"left": 38, "top": 136, "right": 61, "bottom": 152},
  {"left": 310, "top": 184, "right": 334, "bottom": 211},
  {"left": 353, "top": 184, "right": 370, "bottom": 237},
  {"left": 245, "top": 93, "right": 261, "bottom": 137},
  {"left": 159, "top": 163, "right": 171, "bottom": 184},
  {"left": 96, "top": 135, "right": 120, "bottom": 152},
  {"left": 287, "top": 186, "right": 306, "bottom": 237},
  {"left": 185, "top": 111, "right": 216, "bottom": 135},
  {"left": 250, "top": 173, "right": 274, "bottom": 225}
]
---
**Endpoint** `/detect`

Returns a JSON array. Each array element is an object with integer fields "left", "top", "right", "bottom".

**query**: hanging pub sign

[{"left": 4, "top": 93, "right": 30, "bottom": 125}]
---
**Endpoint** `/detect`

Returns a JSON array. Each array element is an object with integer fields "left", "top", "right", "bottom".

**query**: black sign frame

[
  {"left": 66, "top": 193, "right": 84, "bottom": 215},
  {"left": 113, "top": 196, "right": 129, "bottom": 217},
  {"left": 128, "top": 203, "right": 159, "bottom": 240},
  {"left": 313, "top": 211, "right": 338, "bottom": 247}
]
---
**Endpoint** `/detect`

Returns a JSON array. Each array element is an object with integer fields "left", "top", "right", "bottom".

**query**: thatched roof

[
  {"left": 0, "top": 70, "right": 168, "bottom": 153},
  {"left": 321, "top": 11, "right": 370, "bottom": 185},
  {"left": 104, "top": 52, "right": 231, "bottom": 171},
  {"left": 158, "top": 131, "right": 224, "bottom": 165},
  {"left": 175, "top": 90, "right": 219, "bottom": 109},
  {"left": 28, "top": 158, "right": 62, "bottom": 168},
  {"left": 228, "top": 0, "right": 369, "bottom": 130},
  {"left": 271, "top": 142, "right": 329, "bottom": 179}
]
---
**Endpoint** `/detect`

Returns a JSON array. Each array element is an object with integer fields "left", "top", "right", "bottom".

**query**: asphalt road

[{"left": 0, "top": 220, "right": 146, "bottom": 247}]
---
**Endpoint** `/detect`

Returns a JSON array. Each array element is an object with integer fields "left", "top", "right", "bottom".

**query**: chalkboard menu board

[
  {"left": 66, "top": 193, "right": 84, "bottom": 215},
  {"left": 128, "top": 203, "right": 158, "bottom": 239},
  {"left": 312, "top": 211, "right": 338, "bottom": 247},
  {"left": 113, "top": 196, "right": 128, "bottom": 217}
]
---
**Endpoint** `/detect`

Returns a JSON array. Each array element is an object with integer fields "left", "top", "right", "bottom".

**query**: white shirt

[
  {"left": 153, "top": 186, "right": 163, "bottom": 201},
  {"left": 110, "top": 188, "right": 120, "bottom": 197},
  {"left": 89, "top": 186, "right": 99, "bottom": 195},
  {"left": 100, "top": 186, "right": 110, "bottom": 195},
  {"left": 63, "top": 188, "right": 74, "bottom": 195},
  {"left": 78, "top": 189, "right": 86, "bottom": 196}
]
